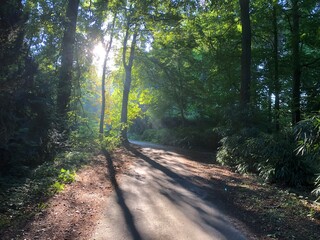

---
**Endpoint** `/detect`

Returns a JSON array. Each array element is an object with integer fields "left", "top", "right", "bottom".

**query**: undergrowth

[
  {"left": 0, "top": 126, "right": 100, "bottom": 233},
  {"left": 295, "top": 114, "right": 320, "bottom": 199},
  {"left": 216, "top": 128, "right": 315, "bottom": 186},
  {"left": 137, "top": 127, "right": 220, "bottom": 150}
]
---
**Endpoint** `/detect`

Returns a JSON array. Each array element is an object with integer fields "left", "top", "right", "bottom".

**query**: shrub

[
  {"left": 140, "top": 127, "right": 220, "bottom": 150},
  {"left": 295, "top": 114, "right": 320, "bottom": 198},
  {"left": 217, "top": 128, "right": 315, "bottom": 186},
  {"left": 50, "top": 168, "right": 76, "bottom": 193},
  {"left": 100, "top": 135, "right": 121, "bottom": 151},
  {"left": 140, "top": 129, "right": 174, "bottom": 145},
  {"left": 58, "top": 168, "right": 76, "bottom": 184}
]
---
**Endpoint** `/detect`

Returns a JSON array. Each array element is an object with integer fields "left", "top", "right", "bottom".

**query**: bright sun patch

[
  {"left": 92, "top": 41, "right": 119, "bottom": 74},
  {"left": 92, "top": 43, "right": 106, "bottom": 74}
]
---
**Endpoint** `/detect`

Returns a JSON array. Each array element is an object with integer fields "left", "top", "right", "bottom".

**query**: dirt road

[{"left": 91, "top": 141, "right": 247, "bottom": 240}]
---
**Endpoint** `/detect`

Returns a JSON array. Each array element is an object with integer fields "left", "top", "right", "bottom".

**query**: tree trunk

[
  {"left": 268, "top": 86, "right": 272, "bottom": 125},
  {"left": 120, "top": 28, "right": 138, "bottom": 144},
  {"left": 57, "top": 0, "right": 80, "bottom": 120},
  {"left": 120, "top": 68, "right": 131, "bottom": 143},
  {"left": 273, "top": 2, "right": 280, "bottom": 131},
  {"left": 239, "top": 0, "right": 252, "bottom": 108},
  {"left": 99, "top": 15, "right": 116, "bottom": 134},
  {"left": 291, "top": 0, "right": 301, "bottom": 125},
  {"left": 99, "top": 56, "right": 107, "bottom": 134}
]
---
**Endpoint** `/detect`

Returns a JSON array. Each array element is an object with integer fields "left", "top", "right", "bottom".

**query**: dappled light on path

[
  {"left": 92, "top": 142, "right": 246, "bottom": 240},
  {"left": 103, "top": 150, "right": 142, "bottom": 240}
]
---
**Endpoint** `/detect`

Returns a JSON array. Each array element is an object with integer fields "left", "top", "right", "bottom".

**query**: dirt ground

[
  {"left": 3, "top": 148, "right": 133, "bottom": 240},
  {"left": 3, "top": 144, "right": 320, "bottom": 240}
]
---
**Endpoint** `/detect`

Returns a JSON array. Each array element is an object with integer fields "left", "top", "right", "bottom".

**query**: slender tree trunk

[
  {"left": 177, "top": 65, "right": 186, "bottom": 126},
  {"left": 291, "top": 0, "right": 301, "bottom": 125},
  {"left": 57, "top": 0, "right": 80, "bottom": 120},
  {"left": 120, "top": 67, "right": 132, "bottom": 143},
  {"left": 179, "top": 106, "right": 186, "bottom": 126},
  {"left": 99, "top": 15, "right": 116, "bottom": 134},
  {"left": 239, "top": 0, "right": 252, "bottom": 108},
  {"left": 268, "top": 86, "right": 272, "bottom": 125},
  {"left": 99, "top": 56, "right": 107, "bottom": 134},
  {"left": 120, "top": 27, "right": 138, "bottom": 144},
  {"left": 273, "top": 2, "right": 280, "bottom": 131}
]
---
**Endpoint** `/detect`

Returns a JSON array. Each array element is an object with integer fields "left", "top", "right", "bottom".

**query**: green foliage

[
  {"left": 0, "top": 144, "right": 92, "bottom": 233},
  {"left": 37, "top": 202, "right": 48, "bottom": 211},
  {"left": 217, "top": 128, "right": 315, "bottom": 186},
  {"left": 69, "top": 126, "right": 99, "bottom": 152},
  {"left": 0, "top": 215, "right": 10, "bottom": 229},
  {"left": 0, "top": 0, "right": 319, "bottom": 231},
  {"left": 51, "top": 181, "right": 65, "bottom": 193},
  {"left": 139, "top": 126, "right": 219, "bottom": 150},
  {"left": 58, "top": 168, "right": 76, "bottom": 184},
  {"left": 295, "top": 114, "right": 320, "bottom": 161},
  {"left": 140, "top": 129, "right": 173, "bottom": 144},
  {"left": 30, "top": 152, "right": 81, "bottom": 196},
  {"left": 51, "top": 168, "right": 76, "bottom": 193},
  {"left": 295, "top": 114, "right": 320, "bottom": 198},
  {"left": 312, "top": 175, "right": 320, "bottom": 200},
  {"left": 100, "top": 134, "right": 121, "bottom": 151}
]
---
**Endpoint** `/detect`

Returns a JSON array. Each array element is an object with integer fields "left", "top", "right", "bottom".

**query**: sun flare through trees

[{"left": 1, "top": 1, "right": 320, "bottom": 237}]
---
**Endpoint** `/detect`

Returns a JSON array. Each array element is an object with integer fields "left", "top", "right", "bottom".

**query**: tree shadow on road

[
  {"left": 102, "top": 149, "right": 142, "bottom": 240},
  {"left": 125, "top": 144, "right": 320, "bottom": 240},
  {"left": 125, "top": 144, "right": 247, "bottom": 240}
]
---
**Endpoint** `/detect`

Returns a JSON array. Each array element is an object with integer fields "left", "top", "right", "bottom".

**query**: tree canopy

[{"left": 1, "top": 0, "right": 320, "bottom": 195}]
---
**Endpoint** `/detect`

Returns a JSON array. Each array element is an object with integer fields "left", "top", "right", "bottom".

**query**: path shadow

[
  {"left": 125, "top": 144, "right": 246, "bottom": 240},
  {"left": 126, "top": 144, "right": 320, "bottom": 239},
  {"left": 102, "top": 149, "right": 142, "bottom": 240}
]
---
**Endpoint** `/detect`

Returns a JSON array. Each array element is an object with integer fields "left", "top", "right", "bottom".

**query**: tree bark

[
  {"left": 99, "top": 15, "right": 116, "bottom": 134},
  {"left": 268, "top": 86, "right": 272, "bottom": 125},
  {"left": 239, "top": 0, "right": 252, "bottom": 108},
  {"left": 57, "top": 0, "right": 80, "bottom": 120},
  {"left": 99, "top": 56, "right": 107, "bottom": 134},
  {"left": 273, "top": 2, "right": 280, "bottom": 131},
  {"left": 120, "top": 25, "right": 138, "bottom": 143},
  {"left": 291, "top": 0, "right": 301, "bottom": 125}
]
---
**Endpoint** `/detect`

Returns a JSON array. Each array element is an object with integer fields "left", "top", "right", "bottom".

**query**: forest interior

[{"left": 1, "top": 0, "right": 320, "bottom": 239}]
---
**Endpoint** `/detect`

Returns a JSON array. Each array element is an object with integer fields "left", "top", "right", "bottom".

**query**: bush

[
  {"left": 50, "top": 168, "right": 76, "bottom": 193},
  {"left": 295, "top": 115, "right": 320, "bottom": 162},
  {"left": 100, "top": 134, "right": 121, "bottom": 151},
  {"left": 140, "top": 129, "right": 174, "bottom": 145},
  {"left": 295, "top": 114, "right": 320, "bottom": 197},
  {"left": 217, "top": 128, "right": 315, "bottom": 186},
  {"left": 139, "top": 127, "right": 220, "bottom": 150}
]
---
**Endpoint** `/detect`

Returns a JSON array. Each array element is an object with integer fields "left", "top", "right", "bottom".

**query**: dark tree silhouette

[
  {"left": 239, "top": 0, "right": 252, "bottom": 108},
  {"left": 57, "top": 0, "right": 80, "bottom": 121}
]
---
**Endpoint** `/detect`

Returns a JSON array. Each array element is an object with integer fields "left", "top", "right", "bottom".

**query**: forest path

[{"left": 91, "top": 141, "right": 247, "bottom": 240}]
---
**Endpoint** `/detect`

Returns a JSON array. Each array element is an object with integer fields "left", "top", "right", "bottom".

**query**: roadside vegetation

[
  {"left": 0, "top": 127, "right": 100, "bottom": 233},
  {"left": 1, "top": 0, "right": 319, "bottom": 238}
]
